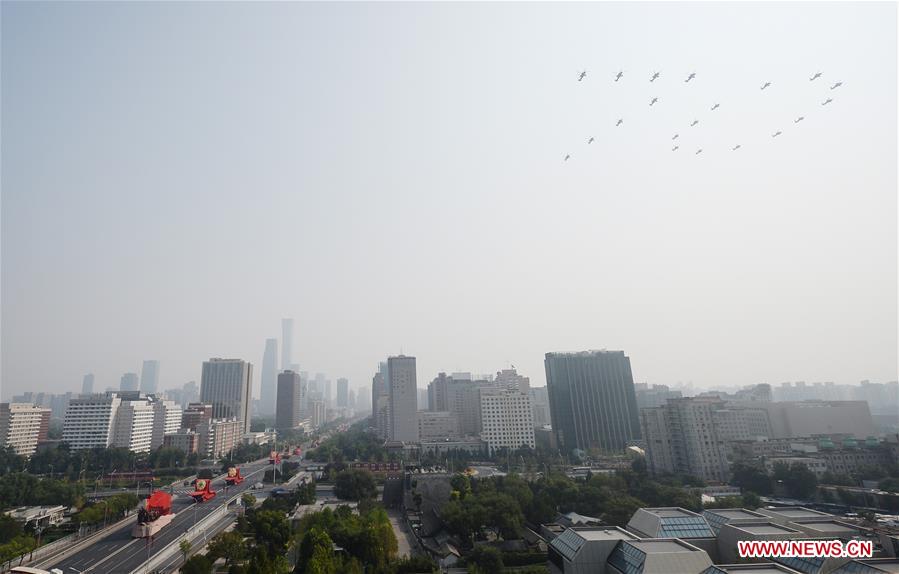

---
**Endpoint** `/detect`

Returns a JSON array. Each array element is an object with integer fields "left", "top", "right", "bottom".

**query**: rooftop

[
  {"left": 735, "top": 523, "right": 800, "bottom": 536},
  {"left": 760, "top": 507, "right": 832, "bottom": 520},
  {"left": 834, "top": 559, "right": 899, "bottom": 573},
  {"left": 573, "top": 527, "right": 639, "bottom": 542},
  {"left": 705, "top": 509, "right": 768, "bottom": 520},
  {"left": 790, "top": 520, "right": 859, "bottom": 535},
  {"left": 627, "top": 539, "right": 701, "bottom": 553},
  {"left": 704, "top": 565, "right": 804, "bottom": 574}
]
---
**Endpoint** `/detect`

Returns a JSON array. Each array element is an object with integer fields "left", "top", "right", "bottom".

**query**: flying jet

[
  {"left": 672, "top": 134, "right": 679, "bottom": 140},
  {"left": 564, "top": 154, "right": 570, "bottom": 161},
  {"left": 794, "top": 116, "right": 805, "bottom": 124},
  {"left": 650, "top": 97, "right": 659, "bottom": 106},
  {"left": 615, "top": 70, "right": 624, "bottom": 82},
  {"left": 810, "top": 72, "right": 822, "bottom": 81},
  {"left": 761, "top": 82, "right": 772, "bottom": 90},
  {"left": 587, "top": 137, "right": 594, "bottom": 144},
  {"left": 831, "top": 81, "right": 843, "bottom": 90},
  {"left": 690, "top": 120, "right": 699, "bottom": 127},
  {"left": 732, "top": 144, "right": 742, "bottom": 151},
  {"left": 822, "top": 98, "right": 833, "bottom": 106},
  {"left": 616, "top": 118, "right": 623, "bottom": 126},
  {"left": 672, "top": 145, "right": 679, "bottom": 151},
  {"left": 578, "top": 70, "right": 587, "bottom": 82},
  {"left": 685, "top": 72, "right": 696, "bottom": 83},
  {"left": 695, "top": 148, "right": 703, "bottom": 155},
  {"left": 772, "top": 131, "right": 782, "bottom": 138},
  {"left": 650, "top": 71, "right": 660, "bottom": 82},
  {"left": 711, "top": 103, "right": 720, "bottom": 111}
]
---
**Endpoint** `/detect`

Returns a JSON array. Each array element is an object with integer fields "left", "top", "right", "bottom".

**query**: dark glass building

[{"left": 544, "top": 350, "right": 641, "bottom": 454}]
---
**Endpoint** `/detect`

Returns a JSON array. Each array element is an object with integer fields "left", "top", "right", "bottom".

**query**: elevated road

[{"left": 41, "top": 459, "right": 272, "bottom": 574}]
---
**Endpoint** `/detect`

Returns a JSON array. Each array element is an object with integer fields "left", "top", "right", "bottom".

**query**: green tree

[
  {"left": 242, "top": 493, "right": 257, "bottom": 508},
  {"left": 333, "top": 469, "right": 377, "bottom": 501},
  {"left": 179, "top": 538, "right": 192, "bottom": 562},
  {"left": 207, "top": 530, "right": 247, "bottom": 566},
  {"left": 296, "top": 527, "right": 339, "bottom": 574},
  {"left": 773, "top": 462, "right": 818, "bottom": 499},
  {"left": 466, "top": 545, "right": 503, "bottom": 574},
  {"left": 731, "top": 462, "right": 774, "bottom": 495},
  {"left": 879, "top": 477, "right": 899, "bottom": 493},
  {"left": 250, "top": 510, "right": 292, "bottom": 555},
  {"left": 181, "top": 554, "right": 213, "bottom": 574}
]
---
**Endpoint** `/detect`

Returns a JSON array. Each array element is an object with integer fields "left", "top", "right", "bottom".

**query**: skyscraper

[
  {"left": 260, "top": 338, "right": 279, "bottom": 416},
  {"left": 544, "top": 350, "right": 641, "bottom": 454},
  {"left": 81, "top": 373, "right": 95, "bottom": 395},
  {"left": 140, "top": 360, "right": 160, "bottom": 394},
  {"left": 281, "top": 318, "right": 294, "bottom": 371},
  {"left": 371, "top": 363, "right": 390, "bottom": 439},
  {"left": 387, "top": 355, "right": 419, "bottom": 442},
  {"left": 336, "top": 378, "right": 349, "bottom": 408},
  {"left": 200, "top": 358, "right": 253, "bottom": 433},
  {"left": 276, "top": 370, "right": 305, "bottom": 430},
  {"left": 120, "top": 372, "right": 140, "bottom": 392}
]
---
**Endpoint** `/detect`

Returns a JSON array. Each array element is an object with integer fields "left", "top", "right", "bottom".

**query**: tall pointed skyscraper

[
  {"left": 260, "top": 338, "right": 279, "bottom": 416},
  {"left": 281, "top": 318, "right": 294, "bottom": 371}
]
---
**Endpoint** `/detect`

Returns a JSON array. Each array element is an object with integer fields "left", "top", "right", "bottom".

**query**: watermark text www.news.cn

[{"left": 738, "top": 539, "right": 873, "bottom": 559}]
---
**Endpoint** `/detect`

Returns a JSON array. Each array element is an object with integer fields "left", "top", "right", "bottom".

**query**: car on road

[{"left": 253, "top": 482, "right": 264, "bottom": 490}]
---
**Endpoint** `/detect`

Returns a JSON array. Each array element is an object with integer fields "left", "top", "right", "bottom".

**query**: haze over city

[{"left": 2, "top": 1, "right": 896, "bottom": 400}]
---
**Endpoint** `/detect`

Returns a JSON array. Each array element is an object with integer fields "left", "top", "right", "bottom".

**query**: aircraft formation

[{"left": 563, "top": 68, "right": 844, "bottom": 162}]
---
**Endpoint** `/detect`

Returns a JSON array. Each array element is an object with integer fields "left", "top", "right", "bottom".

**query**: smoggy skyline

[{"left": 2, "top": 2, "right": 896, "bottom": 400}]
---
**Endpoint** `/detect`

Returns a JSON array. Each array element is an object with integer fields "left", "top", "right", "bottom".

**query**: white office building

[
  {"left": 63, "top": 394, "right": 123, "bottom": 450},
  {"left": 151, "top": 398, "right": 182, "bottom": 450},
  {"left": 0, "top": 403, "right": 50, "bottom": 457},
  {"left": 479, "top": 386, "right": 535, "bottom": 454},
  {"left": 113, "top": 400, "right": 155, "bottom": 453}
]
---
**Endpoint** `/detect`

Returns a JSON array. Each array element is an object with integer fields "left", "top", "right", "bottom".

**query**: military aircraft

[
  {"left": 690, "top": 120, "right": 699, "bottom": 127},
  {"left": 732, "top": 144, "right": 742, "bottom": 151},
  {"left": 711, "top": 103, "right": 720, "bottom": 111},
  {"left": 761, "top": 82, "right": 772, "bottom": 90},
  {"left": 616, "top": 118, "right": 623, "bottom": 126},
  {"left": 695, "top": 148, "right": 703, "bottom": 155},
  {"left": 672, "top": 145, "right": 679, "bottom": 151},
  {"left": 587, "top": 136, "right": 594, "bottom": 144},
  {"left": 564, "top": 154, "right": 570, "bottom": 161},
  {"left": 672, "top": 134, "right": 679, "bottom": 140},
  {"left": 650, "top": 97, "right": 659, "bottom": 106},
  {"left": 772, "top": 131, "right": 782, "bottom": 138},
  {"left": 810, "top": 72, "right": 822, "bottom": 81},
  {"left": 615, "top": 70, "right": 624, "bottom": 82},
  {"left": 794, "top": 116, "right": 805, "bottom": 124},
  {"left": 685, "top": 72, "right": 696, "bottom": 83},
  {"left": 578, "top": 70, "right": 587, "bottom": 82},
  {"left": 822, "top": 98, "right": 833, "bottom": 106},
  {"left": 650, "top": 71, "right": 660, "bottom": 82},
  {"left": 830, "top": 81, "right": 843, "bottom": 90}
]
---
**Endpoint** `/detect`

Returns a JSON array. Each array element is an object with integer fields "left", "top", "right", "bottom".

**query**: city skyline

[{"left": 2, "top": 2, "right": 896, "bottom": 399}]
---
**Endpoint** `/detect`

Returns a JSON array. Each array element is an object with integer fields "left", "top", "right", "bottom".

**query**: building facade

[
  {"left": 259, "top": 338, "right": 279, "bottom": 416},
  {"left": 140, "top": 360, "right": 160, "bottom": 394},
  {"left": 276, "top": 370, "right": 305, "bottom": 430},
  {"left": 0, "top": 403, "right": 51, "bottom": 457},
  {"left": 281, "top": 318, "right": 294, "bottom": 371},
  {"left": 387, "top": 355, "right": 419, "bottom": 442},
  {"left": 372, "top": 363, "right": 390, "bottom": 439},
  {"left": 337, "top": 378, "right": 349, "bottom": 408},
  {"left": 63, "top": 394, "right": 123, "bottom": 450},
  {"left": 479, "top": 386, "right": 535, "bottom": 454},
  {"left": 200, "top": 358, "right": 253, "bottom": 433},
  {"left": 120, "top": 372, "right": 140, "bottom": 392},
  {"left": 545, "top": 350, "right": 642, "bottom": 454},
  {"left": 81, "top": 373, "right": 95, "bottom": 395},
  {"left": 418, "top": 411, "right": 461, "bottom": 440}
]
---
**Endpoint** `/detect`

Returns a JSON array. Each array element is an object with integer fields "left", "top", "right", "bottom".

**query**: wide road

[{"left": 46, "top": 460, "right": 272, "bottom": 574}]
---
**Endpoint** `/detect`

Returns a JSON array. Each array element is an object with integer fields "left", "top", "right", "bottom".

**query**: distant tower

[
  {"left": 260, "top": 339, "right": 279, "bottom": 416},
  {"left": 336, "top": 378, "right": 349, "bottom": 408},
  {"left": 120, "top": 372, "right": 139, "bottom": 392},
  {"left": 81, "top": 373, "right": 95, "bottom": 395},
  {"left": 140, "top": 360, "right": 160, "bottom": 394},
  {"left": 281, "top": 318, "right": 294, "bottom": 371},
  {"left": 275, "top": 370, "right": 305, "bottom": 430}
]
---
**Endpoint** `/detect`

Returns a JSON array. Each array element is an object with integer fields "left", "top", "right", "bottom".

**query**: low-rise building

[
  {"left": 702, "top": 508, "right": 769, "bottom": 535},
  {"left": 4, "top": 505, "right": 67, "bottom": 530},
  {"left": 715, "top": 521, "right": 802, "bottom": 563},
  {"left": 163, "top": 429, "right": 199, "bottom": 454},
  {"left": 607, "top": 538, "right": 714, "bottom": 574},
  {"left": 0, "top": 403, "right": 51, "bottom": 457},
  {"left": 418, "top": 411, "right": 460, "bottom": 440},
  {"left": 548, "top": 527, "right": 639, "bottom": 574}
]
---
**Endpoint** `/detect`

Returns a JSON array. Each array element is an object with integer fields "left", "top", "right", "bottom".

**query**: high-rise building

[
  {"left": 63, "top": 394, "right": 123, "bottom": 450},
  {"left": 348, "top": 389, "right": 356, "bottom": 409},
  {"left": 112, "top": 400, "right": 155, "bottom": 453},
  {"left": 544, "top": 350, "right": 641, "bottom": 454},
  {"left": 140, "top": 360, "right": 160, "bottom": 394},
  {"left": 281, "top": 318, "right": 294, "bottom": 371},
  {"left": 371, "top": 363, "right": 390, "bottom": 439},
  {"left": 529, "top": 387, "right": 551, "bottom": 427},
  {"left": 199, "top": 358, "right": 253, "bottom": 433},
  {"left": 495, "top": 368, "right": 530, "bottom": 393},
  {"left": 120, "top": 372, "right": 140, "bottom": 392},
  {"left": 260, "top": 338, "right": 279, "bottom": 416},
  {"left": 150, "top": 398, "right": 182, "bottom": 450},
  {"left": 387, "top": 355, "right": 419, "bottom": 442},
  {"left": 640, "top": 397, "right": 731, "bottom": 482},
  {"left": 417, "top": 388, "right": 429, "bottom": 410},
  {"left": 310, "top": 400, "right": 326, "bottom": 428},
  {"left": 336, "top": 378, "right": 349, "bottom": 408},
  {"left": 81, "top": 373, "right": 95, "bottom": 395},
  {"left": 418, "top": 411, "right": 460, "bottom": 440},
  {"left": 197, "top": 418, "right": 242, "bottom": 458},
  {"left": 276, "top": 371, "right": 305, "bottom": 430},
  {"left": 181, "top": 403, "right": 213, "bottom": 431},
  {"left": 479, "top": 387, "right": 535, "bottom": 455},
  {"left": 635, "top": 383, "right": 683, "bottom": 409},
  {"left": 0, "top": 403, "right": 51, "bottom": 457},
  {"left": 181, "top": 381, "right": 199, "bottom": 405}
]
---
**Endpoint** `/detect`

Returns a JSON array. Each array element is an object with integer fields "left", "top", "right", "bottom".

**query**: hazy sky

[{"left": 2, "top": 1, "right": 896, "bottom": 401}]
